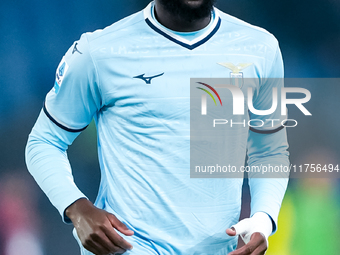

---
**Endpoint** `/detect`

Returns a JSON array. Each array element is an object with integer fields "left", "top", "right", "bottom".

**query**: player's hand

[
  {"left": 66, "top": 198, "right": 134, "bottom": 255},
  {"left": 226, "top": 229, "right": 267, "bottom": 255},
  {"left": 226, "top": 212, "right": 273, "bottom": 255}
]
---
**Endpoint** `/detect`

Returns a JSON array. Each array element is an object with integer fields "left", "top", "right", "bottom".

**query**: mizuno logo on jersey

[
  {"left": 72, "top": 42, "right": 82, "bottom": 54},
  {"left": 133, "top": 73, "right": 164, "bottom": 84}
]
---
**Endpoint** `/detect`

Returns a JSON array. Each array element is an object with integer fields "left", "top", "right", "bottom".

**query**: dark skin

[
  {"left": 66, "top": 198, "right": 133, "bottom": 255},
  {"left": 154, "top": 0, "right": 211, "bottom": 32},
  {"left": 66, "top": 1, "right": 268, "bottom": 254},
  {"left": 226, "top": 229, "right": 268, "bottom": 255}
]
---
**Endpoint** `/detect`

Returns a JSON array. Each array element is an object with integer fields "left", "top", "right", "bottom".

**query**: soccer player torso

[{"left": 46, "top": 2, "right": 282, "bottom": 254}]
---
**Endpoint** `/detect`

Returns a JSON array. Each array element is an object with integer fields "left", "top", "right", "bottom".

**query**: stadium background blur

[{"left": 0, "top": 0, "right": 339, "bottom": 254}]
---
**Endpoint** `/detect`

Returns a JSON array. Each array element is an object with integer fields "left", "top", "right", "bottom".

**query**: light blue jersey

[{"left": 26, "top": 2, "right": 289, "bottom": 254}]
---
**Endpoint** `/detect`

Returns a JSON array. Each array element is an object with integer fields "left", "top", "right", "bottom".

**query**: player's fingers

[
  {"left": 107, "top": 213, "right": 134, "bottom": 236},
  {"left": 103, "top": 223, "right": 133, "bottom": 251},
  {"left": 229, "top": 232, "right": 265, "bottom": 255},
  {"left": 228, "top": 243, "right": 255, "bottom": 255},
  {"left": 83, "top": 238, "right": 110, "bottom": 255},
  {"left": 92, "top": 231, "right": 126, "bottom": 254},
  {"left": 226, "top": 227, "right": 237, "bottom": 236},
  {"left": 109, "top": 244, "right": 126, "bottom": 255},
  {"left": 250, "top": 244, "right": 267, "bottom": 255},
  {"left": 249, "top": 232, "right": 267, "bottom": 246},
  {"left": 249, "top": 232, "right": 267, "bottom": 255}
]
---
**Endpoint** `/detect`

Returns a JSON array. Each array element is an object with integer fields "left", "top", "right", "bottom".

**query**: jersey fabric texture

[{"left": 26, "top": 2, "right": 289, "bottom": 254}]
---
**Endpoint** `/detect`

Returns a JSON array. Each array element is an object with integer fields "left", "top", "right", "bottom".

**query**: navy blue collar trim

[{"left": 145, "top": 17, "right": 221, "bottom": 50}]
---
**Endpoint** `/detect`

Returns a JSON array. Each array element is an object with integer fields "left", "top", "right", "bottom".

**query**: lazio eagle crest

[{"left": 218, "top": 62, "right": 253, "bottom": 88}]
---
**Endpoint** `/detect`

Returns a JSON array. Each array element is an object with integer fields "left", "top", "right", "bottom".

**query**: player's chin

[
  {"left": 185, "top": 0, "right": 214, "bottom": 8},
  {"left": 185, "top": 0, "right": 205, "bottom": 8}
]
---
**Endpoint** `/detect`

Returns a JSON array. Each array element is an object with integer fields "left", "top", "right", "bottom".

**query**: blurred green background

[{"left": 0, "top": 0, "right": 339, "bottom": 254}]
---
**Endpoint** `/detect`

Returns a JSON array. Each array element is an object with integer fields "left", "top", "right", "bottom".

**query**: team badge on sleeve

[{"left": 53, "top": 57, "right": 69, "bottom": 94}]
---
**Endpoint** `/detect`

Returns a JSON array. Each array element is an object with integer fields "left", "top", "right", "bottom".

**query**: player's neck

[{"left": 154, "top": 1, "right": 211, "bottom": 32}]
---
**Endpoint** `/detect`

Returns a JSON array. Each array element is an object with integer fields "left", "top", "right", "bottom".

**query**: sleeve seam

[
  {"left": 84, "top": 34, "right": 103, "bottom": 109},
  {"left": 266, "top": 43, "right": 280, "bottom": 79}
]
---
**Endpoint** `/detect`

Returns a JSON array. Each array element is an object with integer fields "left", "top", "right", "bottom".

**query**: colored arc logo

[{"left": 196, "top": 82, "right": 222, "bottom": 106}]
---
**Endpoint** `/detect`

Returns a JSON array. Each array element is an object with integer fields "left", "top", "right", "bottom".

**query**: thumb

[
  {"left": 226, "top": 227, "right": 236, "bottom": 236},
  {"left": 230, "top": 218, "right": 251, "bottom": 236},
  {"left": 227, "top": 218, "right": 252, "bottom": 244},
  {"left": 107, "top": 213, "right": 134, "bottom": 236}
]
